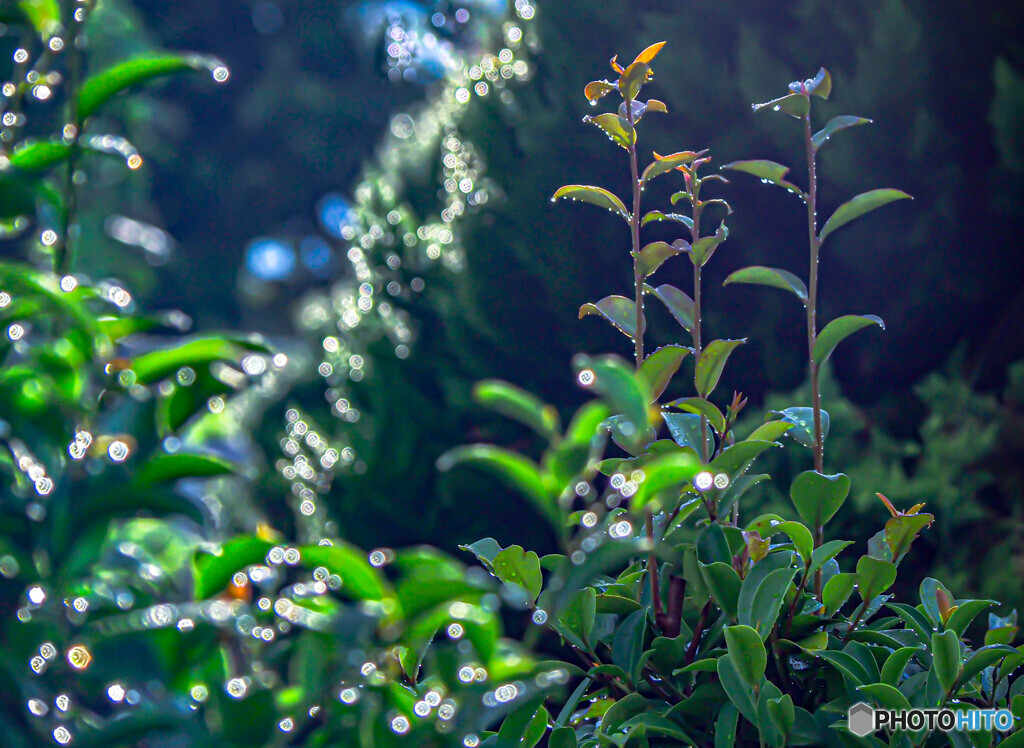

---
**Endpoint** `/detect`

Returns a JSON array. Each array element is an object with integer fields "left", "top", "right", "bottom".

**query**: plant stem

[
  {"left": 645, "top": 510, "right": 663, "bottom": 621},
  {"left": 690, "top": 184, "right": 711, "bottom": 466},
  {"left": 57, "top": 0, "right": 91, "bottom": 276},
  {"left": 802, "top": 106, "right": 827, "bottom": 596},
  {"left": 625, "top": 106, "right": 644, "bottom": 368}
]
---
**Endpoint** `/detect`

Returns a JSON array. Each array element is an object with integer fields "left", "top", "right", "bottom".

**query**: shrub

[{"left": 443, "top": 44, "right": 1024, "bottom": 746}]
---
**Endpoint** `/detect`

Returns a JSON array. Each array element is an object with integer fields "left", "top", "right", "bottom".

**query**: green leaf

[
  {"left": 738, "top": 553, "right": 797, "bottom": 637},
  {"left": 886, "top": 603, "right": 935, "bottom": 645},
  {"left": 493, "top": 545, "right": 543, "bottom": 602},
  {"left": 637, "top": 345, "right": 689, "bottom": 402},
  {"left": 134, "top": 452, "right": 236, "bottom": 487},
  {"left": 723, "top": 625, "right": 767, "bottom": 686},
  {"left": 931, "top": 630, "right": 962, "bottom": 694},
  {"left": 715, "top": 703, "right": 739, "bottom": 748},
  {"left": 193, "top": 536, "right": 274, "bottom": 599},
  {"left": 78, "top": 53, "right": 226, "bottom": 123},
  {"left": 644, "top": 283, "right": 694, "bottom": 331},
  {"left": 16, "top": 0, "right": 58, "bottom": 37},
  {"left": 721, "top": 159, "right": 805, "bottom": 197},
  {"left": 813, "top": 315, "right": 885, "bottom": 367},
  {"left": 751, "top": 91, "right": 810, "bottom": 118},
  {"left": 557, "top": 588, "right": 597, "bottom": 650},
  {"left": 618, "top": 61, "right": 652, "bottom": 101},
  {"left": 473, "top": 380, "right": 560, "bottom": 441},
  {"left": 583, "top": 113, "right": 636, "bottom": 150},
  {"left": 600, "top": 693, "right": 648, "bottom": 734},
  {"left": 808, "top": 68, "right": 832, "bottom": 99},
  {"left": 497, "top": 698, "right": 547, "bottom": 748},
  {"left": 710, "top": 439, "right": 781, "bottom": 479},
  {"left": 958, "top": 645, "right": 1017, "bottom": 687},
  {"left": 823, "top": 573, "right": 857, "bottom": 616},
  {"left": 584, "top": 79, "right": 617, "bottom": 103},
  {"left": 814, "top": 649, "right": 870, "bottom": 688},
  {"left": 811, "top": 115, "right": 872, "bottom": 152},
  {"left": 857, "top": 683, "right": 911, "bottom": 712},
  {"left": 723, "top": 265, "right": 807, "bottom": 302},
  {"left": 856, "top": 556, "right": 897, "bottom": 602},
  {"left": 7, "top": 139, "right": 71, "bottom": 173},
  {"left": 884, "top": 511, "right": 935, "bottom": 561},
  {"left": 549, "top": 726, "right": 578, "bottom": 748},
  {"left": 667, "top": 396, "right": 726, "bottom": 434},
  {"left": 616, "top": 713, "right": 698, "bottom": 744},
  {"left": 641, "top": 151, "right": 698, "bottom": 183},
  {"left": 437, "top": 445, "right": 556, "bottom": 527},
  {"left": 808, "top": 539, "right": 854, "bottom": 577},
  {"left": 945, "top": 600, "right": 998, "bottom": 637},
  {"left": 767, "top": 694, "right": 795, "bottom": 741},
  {"left": 129, "top": 337, "right": 264, "bottom": 384},
  {"left": 553, "top": 184, "right": 629, "bottom": 221},
  {"left": 920, "top": 578, "right": 955, "bottom": 628},
  {"left": 880, "top": 646, "right": 923, "bottom": 685},
  {"left": 818, "top": 188, "right": 912, "bottom": 245},
  {"left": 716, "top": 654, "right": 758, "bottom": 723},
  {"left": 298, "top": 543, "right": 394, "bottom": 602},
  {"left": 746, "top": 420, "right": 794, "bottom": 442},
  {"left": 700, "top": 562, "right": 742, "bottom": 620},
  {"left": 640, "top": 210, "right": 693, "bottom": 230},
  {"left": 628, "top": 451, "right": 702, "bottom": 513},
  {"left": 695, "top": 339, "right": 746, "bottom": 398},
  {"left": 789, "top": 471, "right": 851, "bottom": 528},
  {"left": 771, "top": 521, "right": 814, "bottom": 565},
  {"left": 690, "top": 219, "right": 730, "bottom": 267},
  {"left": 612, "top": 607, "right": 648, "bottom": 683},
  {"left": 637, "top": 240, "right": 688, "bottom": 278},
  {"left": 579, "top": 295, "right": 640, "bottom": 338},
  {"left": 573, "top": 354, "right": 652, "bottom": 450}
]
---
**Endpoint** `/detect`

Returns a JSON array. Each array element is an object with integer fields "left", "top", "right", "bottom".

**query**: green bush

[{"left": 442, "top": 44, "right": 1024, "bottom": 746}]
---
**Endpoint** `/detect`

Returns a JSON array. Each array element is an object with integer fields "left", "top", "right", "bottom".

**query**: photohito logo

[{"left": 847, "top": 702, "right": 1016, "bottom": 737}]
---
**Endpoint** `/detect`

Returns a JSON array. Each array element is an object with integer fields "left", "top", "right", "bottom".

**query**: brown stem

[
  {"left": 663, "top": 575, "right": 685, "bottom": 638},
  {"left": 684, "top": 599, "right": 713, "bottom": 665}
]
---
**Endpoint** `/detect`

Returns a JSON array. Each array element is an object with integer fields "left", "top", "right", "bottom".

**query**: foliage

[{"left": 443, "top": 46, "right": 1023, "bottom": 746}]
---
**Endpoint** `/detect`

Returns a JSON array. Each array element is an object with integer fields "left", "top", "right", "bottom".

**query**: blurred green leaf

[
  {"left": 473, "top": 380, "right": 560, "bottom": 441},
  {"left": 573, "top": 354, "right": 652, "bottom": 450},
  {"left": 134, "top": 451, "right": 236, "bottom": 487},
  {"left": 130, "top": 337, "right": 257, "bottom": 384},
  {"left": 16, "top": 0, "right": 57, "bottom": 37},
  {"left": 612, "top": 607, "right": 648, "bottom": 683},
  {"left": 298, "top": 543, "right": 394, "bottom": 603},
  {"left": 78, "top": 53, "right": 226, "bottom": 123},
  {"left": 818, "top": 188, "right": 912, "bottom": 245},
  {"left": 193, "top": 536, "right": 273, "bottom": 599},
  {"left": 557, "top": 588, "right": 596, "bottom": 650}
]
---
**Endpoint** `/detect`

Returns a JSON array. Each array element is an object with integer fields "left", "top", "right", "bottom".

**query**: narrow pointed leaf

[
  {"left": 931, "top": 629, "right": 962, "bottom": 694},
  {"left": 583, "top": 113, "right": 636, "bottom": 149},
  {"left": 811, "top": 115, "right": 872, "bottom": 151},
  {"left": 579, "top": 295, "right": 638, "bottom": 338},
  {"left": 746, "top": 420, "right": 794, "bottom": 442},
  {"left": 78, "top": 53, "right": 226, "bottom": 124},
  {"left": 473, "top": 380, "right": 561, "bottom": 440},
  {"left": 584, "top": 79, "right": 617, "bottom": 103},
  {"left": 573, "top": 354, "right": 651, "bottom": 448},
  {"left": 134, "top": 452, "right": 236, "bottom": 487},
  {"left": 690, "top": 219, "right": 730, "bottom": 267},
  {"left": 632, "top": 41, "right": 666, "bottom": 65},
  {"left": 618, "top": 61, "right": 652, "bottom": 101},
  {"left": 724, "top": 625, "right": 767, "bottom": 686},
  {"left": 751, "top": 92, "right": 809, "bottom": 118},
  {"left": 637, "top": 345, "right": 689, "bottom": 402},
  {"left": 695, "top": 338, "right": 746, "bottom": 398},
  {"left": 629, "top": 452, "right": 702, "bottom": 512},
  {"left": 721, "top": 159, "right": 805, "bottom": 197},
  {"left": 437, "top": 445, "right": 555, "bottom": 525},
  {"left": 640, "top": 210, "right": 693, "bottom": 230},
  {"left": 637, "top": 240, "right": 688, "bottom": 277},
  {"left": 553, "top": 184, "right": 629, "bottom": 221},
  {"left": 644, "top": 283, "right": 693, "bottom": 331},
  {"left": 881, "top": 646, "right": 924, "bottom": 686},
  {"left": 813, "top": 314, "right": 885, "bottom": 366},
  {"left": 819, "top": 188, "right": 912, "bottom": 244},
  {"left": 641, "top": 151, "right": 698, "bottom": 183},
  {"left": 724, "top": 265, "right": 807, "bottom": 302}
]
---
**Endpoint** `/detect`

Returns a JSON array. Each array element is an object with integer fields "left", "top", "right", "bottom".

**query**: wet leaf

[
  {"left": 666, "top": 397, "right": 726, "bottom": 434},
  {"left": 637, "top": 344, "right": 689, "bottom": 402},
  {"left": 959, "top": 645, "right": 1017, "bottom": 686},
  {"left": 856, "top": 555, "right": 897, "bottom": 602},
  {"left": 549, "top": 726, "right": 577, "bottom": 748},
  {"left": 808, "top": 539, "right": 853, "bottom": 577},
  {"left": 931, "top": 629, "right": 962, "bottom": 694},
  {"left": 738, "top": 552, "right": 796, "bottom": 637},
  {"left": 746, "top": 420, "right": 794, "bottom": 442},
  {"left": 710, "top": 439, "right": 780, "bottom": 479},
  {"left": 766, "top": 694, "right": 795, "bottom": 740},
  {"left": 583, "top": 112, "right": 636, "bottom": 150},
  {"left": 640, "top": 210, "right": 693, "bottom": 230},
  {"left": 641, "top": 151, "right": 698, "bottom": 183},
  {"left": 78, "top": 53, "right": 226, "bottom": 123},
  {"left": 632, "top": 41, "right": 666, "bottom": 65},
  {"left": 579, "top": 295, "right": 639, "bottom": 338},
  {"left": 643, "top": 283, "right": 694, "bottom": 331},
  {"left": 721, "top": 159, "right": 805, "bottom": 198},
  {"left": 770, "top": 521, "right": 814, "bottom": 564},
  {"left": 880, "top": 646, "right": 924, "bottom": 685},
  {"left": 723, "top": 265, "right": 807, "bottom": 302},
  {"left": 724, "top": 625, "right": 767, "bottom": 685},
  {"left": 618, "top": 61, "right": 652, "bottom": 101},
  {"left": 662, "top": 412, "right": 713, "bottom": 455},
  {"left": 857, "top": 683, "right": 911, "bottom": 712},
  {"left": 573, "top": 354, "right": 651, "bottom": 451},
  {"left": 813, "top": 314, "right": 885, "bottom": 367},
  {"left": 789, "top": 470, "right": 850, "bottom": 528},
  {"left": 584, "top": 79, "right": 617, "bottom": 103},
  {"left": 695, "top": 338, "right": 746, "bottom": 398},
  {"left": 823, "top": 573, "right": 857, "bottom": 616},
  {"left": 298, "top": 543, "right": 394, "bottom": 602},
  {"left": 493, "top": 545, "right": 543, "bottom": 602},
  {"left": 808, "top": 67, "right": 832, "bottom": 99},
  {"left": 811, "top": 115, "right": 872, "bottom": 151},
  {"left": 473, "top": 380, "right": 560, "bottom": 441},
  {"left": 700, "top": 562, "right": 742, "bottom": 620},
  {"left": 751, "top": 91, "right": 810, "bottom": 118},
  {"left": 637, "top": 240, "right": 688, "bottom": 277},
  {"left": 557, "top": 588, "right": 596, "bottom": 649},
  {"left": 612, "top": 607, "right": 648, "bottom": 683},
  {"left": 552, "top": 184, "right": 629, "bottom": 221},
  {"left": 944, "top": 600, "right": 997, "bottom": 637},
  {"left": 770, "top": 406, "right": 829, "bottom": 448},
  {"left": 690, "top": 219, "right": 730, "bottom": 267},
  {"left": 818, "top": 188, "right": 912, "bottom": 245},
  {"left": 884, "top": 511, "right": 934, "bottom": 560},
  {"left": 193, "top": 536, "right": 274, "bottom": 599}
]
